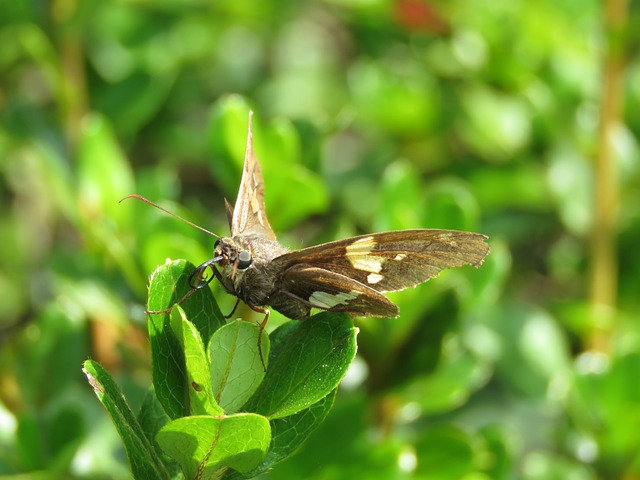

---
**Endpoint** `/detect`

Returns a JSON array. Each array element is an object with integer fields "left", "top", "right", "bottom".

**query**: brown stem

[{"left": 589, "top": 0, "right": 628, "bottom": 350}]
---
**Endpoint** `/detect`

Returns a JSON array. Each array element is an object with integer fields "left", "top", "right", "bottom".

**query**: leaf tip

[{"left": 83, "top": 367, "right": 104, "bottom": 396}]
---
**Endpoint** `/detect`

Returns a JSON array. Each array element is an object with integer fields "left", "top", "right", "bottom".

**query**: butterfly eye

[
  {"left": 214, "top": 239, "right": 221, "bottom": 250},
  {"left": 237, "top": 250, "right": 252, "bottom": 270}
]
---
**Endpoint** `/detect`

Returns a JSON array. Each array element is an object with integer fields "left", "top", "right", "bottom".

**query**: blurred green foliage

[{"left": 1, "top": 0, "right": 640, "bottom": 479}]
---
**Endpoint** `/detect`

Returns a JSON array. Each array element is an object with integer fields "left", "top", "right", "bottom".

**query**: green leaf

[
  {"left": 77, "top": 113, "right": 135, "bottom": 224},
  {"left": 210, "top": 320, "right": 270, "bottom": 414},
  {"left": 262, "top": 165, "right": 329, "bottom": 232},
  {"left": 93, "top": 71, "right": 175, "bottom": 138},
  {"left": 137, "top": 388, "right": 171, "bottom": 449},
  {"left": 261, "top": 389, "right": 337, "bottom": 472},
  {"left": 156, "top": 414, "right": 271, "bottom": 479},
  {"left": 220, "top": 391, "right": 338, "bottom": 479},
  {"left": 573, "top": 352, "right": 640, "bottom": 460},
  {"left": 400, "top": 345, "right": 491, "bottom": 415},
  {"left": 206, "top": 95, "right": 254, "bottom": 196},
  {"left": 266, "top": 320, "right": 299, "bottom": 363},
  {"left": 349, "top": 59, "right": 440, "bottom": 135},
  {"left": 243, "top": 312, "right": 357, "bottom": 419},
  {"left": 16, "top": 414, "right": 45, "bottom": 470},
  {"left": 520, "top": 451, "right": 597, "bottom": 479},
  {"left": 83, "top": 360, "right": 171, "bottom": 480},
  {"left": 377, "top": 160, "right": 425, "bottom": 231},
  {"left": 148, "top": 259, "right": 225, "bottom": 345},
  {"left": 479, "top": 426, "right": 511, "bottom": 479},
  {"left": 258, "top": 392, "right": 405, "bottom": 479},
  {"left": 458, "top": 85, "right": 531, "bottom": 161},
  {"left": 413, "top": 426, "right": 474, "bottom": 480},
  {"left": 147, "top": 259, "right": 225, "bottom": 419},
  {"left": 262, "top": 117, "right": 301, "bottom": 169},
  {"left": 170, "top": 307, "right": 223, "bottom": 417}
]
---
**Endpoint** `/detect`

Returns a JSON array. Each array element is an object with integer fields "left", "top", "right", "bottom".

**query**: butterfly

[{"left": 125, "top": 112, "right": 490, "bottom": 331}]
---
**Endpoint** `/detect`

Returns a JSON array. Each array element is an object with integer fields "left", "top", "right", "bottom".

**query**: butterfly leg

[
  {"left": 224, "top": 298, "right": 242, "bottom": 319},
  {"left": 146, "top": 287, "right": 199, "bottom": 315},
  {"left": 248, "top": 305, "right": 270, "bottom": 371}
]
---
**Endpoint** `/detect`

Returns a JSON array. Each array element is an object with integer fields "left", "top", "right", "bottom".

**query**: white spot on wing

[
  {"left": 367, "top": 273, "right": 384, "bottom": 284},
  {"left": 346, "top": 236, "right": 375, "bottom": 254},
  {"left": 394, "top": 253, "right": 407, "bottom": 261},
  {"left": 346, "top": 236, "right": 386, "bottom": 273},
  {"left": 309, "top": 290, "right": 360, "bottom": 309},
  {"left": 349, "top": 255, "right": 386, "bottom": 273}
]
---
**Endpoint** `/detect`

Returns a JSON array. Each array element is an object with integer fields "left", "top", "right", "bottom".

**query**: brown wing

[
  {"left": 271, "top": 229, "right": 490, "bottom": 293},
  {"left": 275, "top": 265, "right": 399, "bottom": 317},
  {"left": 230, "top": 111, "right": 277, "bottom": 240}
]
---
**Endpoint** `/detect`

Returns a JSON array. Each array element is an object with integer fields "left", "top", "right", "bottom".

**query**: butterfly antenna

[{"left": 120, "top": 194, "right": 219, "bottom": 238}]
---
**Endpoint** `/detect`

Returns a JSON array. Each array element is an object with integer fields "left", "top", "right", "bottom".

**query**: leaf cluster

[{"left": 84, "top": 260, "right": 357, "bottom": 479}]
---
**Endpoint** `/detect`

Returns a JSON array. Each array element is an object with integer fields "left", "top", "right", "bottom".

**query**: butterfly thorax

[{"left": 214, "top": 234, "right": 289, "bottom": 307}]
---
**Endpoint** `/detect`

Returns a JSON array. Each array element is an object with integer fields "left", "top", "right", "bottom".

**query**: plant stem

[{"left": 589, "top": 0, "right": 627, "bottom": 350}]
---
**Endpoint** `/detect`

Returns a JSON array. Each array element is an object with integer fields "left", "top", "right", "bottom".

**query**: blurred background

[{"left": 1, "top": 0, "right": 639, "bottom": 478}]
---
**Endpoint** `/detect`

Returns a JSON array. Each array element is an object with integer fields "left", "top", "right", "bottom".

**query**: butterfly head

[{"left": 214, "top": 237, "right": 253, "bottom": 280}]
